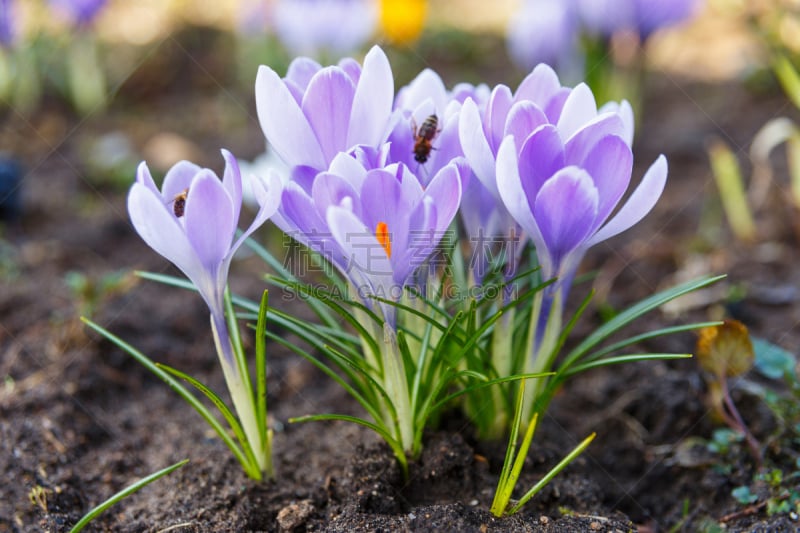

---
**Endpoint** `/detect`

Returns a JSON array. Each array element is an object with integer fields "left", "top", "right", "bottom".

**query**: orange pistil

[{"left": 376, "top": 221, "right": 391, "bottom": 258}]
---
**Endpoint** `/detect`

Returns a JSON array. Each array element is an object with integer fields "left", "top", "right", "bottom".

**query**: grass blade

[
  {"left": 81, "top": 318, "right": 254, "bottom": 477},
  {"left": 156, "top": 363, "right": 258, "bottom": 474},
  {"left": 560, "top": 275, "right": 725, "bottom": 373},
  {"left": 507, "top": 432, "right": 596, "bottom": 514},
  {"left": 255, "top": 290, "right": 269, "bottom": 459},
  {"left": 69, "top": 459, "right": 188, "bottom": 533}
]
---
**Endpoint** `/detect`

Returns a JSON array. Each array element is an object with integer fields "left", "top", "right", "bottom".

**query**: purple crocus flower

[
  {"left": 276, "top": 148, "right": 463, "bottom": 325},
  {"left": 256, "top": 45, "right": 394, "bottom": 174},
  {"left": 49, "top": 0, "right": 108, "bottom": 26},
  {"left": 127, "top": 150, "right": 282, "bottom": 356},
  {"left": 460, "top": 62, "right": 664, "bottom": 301},
  {"left": 576, "top": 0, "right": 702, "bottom": 39},
  {"left": 272, "top": 0, "right": 377, "bottom": 58}
]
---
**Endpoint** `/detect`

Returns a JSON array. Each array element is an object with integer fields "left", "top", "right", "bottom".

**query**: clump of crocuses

[{"left": 88, "top": 44, "right": 721, "bottom": 518}]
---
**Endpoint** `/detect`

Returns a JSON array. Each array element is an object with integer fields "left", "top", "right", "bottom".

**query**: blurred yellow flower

[{"left": 379, "top": 0, "right": 426, "bottom": 45}]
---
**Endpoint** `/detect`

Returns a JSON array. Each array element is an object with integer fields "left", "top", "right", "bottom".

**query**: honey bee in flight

[
  {"left": 171, "top": 188, "right": 189, "bottom": 218},
  {"left": 412, "top": 114, "right": 440, "bottom": 164}
]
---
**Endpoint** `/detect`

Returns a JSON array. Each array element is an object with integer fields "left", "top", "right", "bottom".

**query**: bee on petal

[
  {"left": 412, "top": 114, "right": 440, "bottom": 164},
  {"left": 171, "top": 188, "right": 189, "bottom": 218}
]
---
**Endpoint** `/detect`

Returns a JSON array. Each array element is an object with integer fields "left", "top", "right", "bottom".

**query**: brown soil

[{"left": 2, "top": 30, "right": 800, "bottom": 532}]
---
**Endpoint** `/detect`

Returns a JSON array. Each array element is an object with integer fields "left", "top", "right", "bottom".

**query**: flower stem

[
  {"left": 523, "top": 288, "right": 563, "bottom": 420},
  {"left": 211, "top": 311, "right": 271, "bottom": 479},
  {"left": 382, "top": 324, "right": 414, "bottom": 455}
]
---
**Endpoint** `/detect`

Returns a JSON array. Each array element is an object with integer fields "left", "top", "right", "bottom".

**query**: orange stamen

[{"left": 376, "top": 221, "right": 391, "bottom": 258}]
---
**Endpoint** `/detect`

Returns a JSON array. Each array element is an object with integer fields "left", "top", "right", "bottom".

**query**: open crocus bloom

[
  {"left": 277, "top": 148, "right": 463, "bottom": 325},
  {"left": 127, "top": 150, "right": 282, "bottom": 338},
  {"left": 256, "top": 45, "right": 394, "bottom": 173},
  {"left": 496, "top": 131, "right": 667, "bottom": 290},
  {"left": 459, "top": 63, "right": 657, "bottom": 289}
]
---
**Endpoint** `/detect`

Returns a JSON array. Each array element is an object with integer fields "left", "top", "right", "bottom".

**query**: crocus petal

[
  {"left": 580, "top": 135, "right": 633, "bottom": 226},
  {"left": 161, "top": 160, "right": 202, "bottom": 200},
  {"left": 329, "top": 150, "right": 369, "bottom": 189},
  {"left": 221, "top": 149, "right": 243, "bottom": 228},
  {"left": 285, "top": 57, "right": 322, "bottom": 91},
  {"left": 338, "top": 57, "right": 362, "bottom": 83},
  {"left": 231, "top": 170, "right": 283, "bottom": 253},
  {"left": 184, "top": 171, "right": 236, "bottom": 270},
  {"left": 587, "top": 154, "right": 668, "bottom": 246},
  {"left": 135, "top": 162, "right": 162, "bottom": 197},
  {"left": 598, "top": 99, "right": 635, "bottom": 145},
  {"left": 504, "top": 101, "right": 549, "bottom": 146},
  {"left": 543, "top": 87, "right": 570, "bottom": 123},
  {"left": 459, "top": 97, "right": 499, "bottom": 195},
  {"left": 312, "top": 172, "right": 361, "bottom": 217},
  {"left": 347, "top": 45, "right": 394, "bottom": 148},
  {"left": 277, "top": 182, "right": 325, "bottom": 242},
  {"left": 129, "top": 183, "right": 195, "bottom": 269},
  {"left": 486, "top": 85, "right": 513, "bottom": 153},
  {"left": 397, "top": 68, "right": 448, "bottom": 114},
  {"left": 556, "top": 82, "right": 597, "bottom": 141},
  {"left": 514, "top": 63, "right": 561, "bottom": 105},
  {"left": 534, "top": 167, "right": 598, "bottom": 269},
  {"left": 517, "top": 124, "right": 565, "bottom": 203},
  {"left": 360, "top": 168, "right": 406, "bottom": 227},
  {"left": 422, "top": 162, "right": 462, "bottom": 233},
  {"left": 327, "top": 205, "right": 395, "bottom": 292},
  {"left": 302, "top": 67, "right": 356, "bottom": 162},
  {"left": 496, "top": 135, "right": 543, "bottom": 245},
  {"left": 256, "top": 65, "right": 327, "bottom": 170},
  {"left": 564, "top": 113, "right": 626, "bottom": 164},
  {"left": 426, "top": 114, "right": 462, "bottom": 182}
]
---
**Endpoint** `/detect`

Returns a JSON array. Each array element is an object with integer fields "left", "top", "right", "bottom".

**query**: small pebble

[{"left": 276, "top": 499, "right": 314, "bottom": 532}]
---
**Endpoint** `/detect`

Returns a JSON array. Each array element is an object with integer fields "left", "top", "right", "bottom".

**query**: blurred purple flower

[
  {"left": 276, "top": 149, "right": 463, "bottom": 324},
  {"left": 272, "top": 0, "right": 377, "bottom": 58},
  {"left": 0, "top": 0, "right": 15, "bottom": 47},
  {"left": 128, "top": 150, "right": 282, "bottom": 347},
  {"left": 256, "top": 45, "right": 394, "bottom": 174},
  {"left": 50, "top": 0, "right": 109, "bottom": 26},
  {"left": 576, "top": 0, "right": 702, "bottom": 38},
  {"left": 506, "top": 0, "right": 583, "bottom": 80}
]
